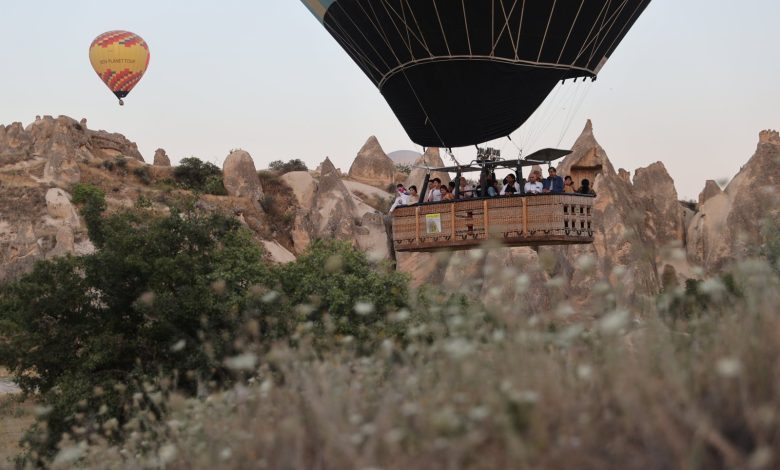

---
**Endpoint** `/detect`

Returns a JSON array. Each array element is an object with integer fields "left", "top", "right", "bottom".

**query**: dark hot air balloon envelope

[{"left": 302, "top": 0, "right": 651, "bottom": 147}]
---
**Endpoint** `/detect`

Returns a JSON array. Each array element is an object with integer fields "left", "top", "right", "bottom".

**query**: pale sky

[{"left": 1, "top": 1, "right": 778, "bottom": 200}]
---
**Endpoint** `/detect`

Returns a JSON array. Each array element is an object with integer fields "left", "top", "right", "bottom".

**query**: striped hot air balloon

[{"left": 88, "top": 30, "right": 150, "bottom": 105}]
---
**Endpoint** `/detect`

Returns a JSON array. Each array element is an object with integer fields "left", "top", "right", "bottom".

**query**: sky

[{"left": 1, "top": 0, "right": 778, "bottom": 201}]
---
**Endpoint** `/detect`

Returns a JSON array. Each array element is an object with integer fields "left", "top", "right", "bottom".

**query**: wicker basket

[{"left": 392, "top": 194, "right": 594, "bottom": 252}]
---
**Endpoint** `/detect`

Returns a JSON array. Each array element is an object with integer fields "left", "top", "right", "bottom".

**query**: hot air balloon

[
  {"left": 302, "top": 0, "right": 651, "bottom": 148},
  {"left": 89, "top": 31, "right": 150, "bottom": 105}
]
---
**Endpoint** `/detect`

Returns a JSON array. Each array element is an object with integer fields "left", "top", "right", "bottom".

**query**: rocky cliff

[
  {"left": 2, "top": 116, "right": 778, "bottom": 311},
  {"left": 0, "top": 115, "right": 148, "bottom": 282},
  {"left": 687, "top": 130, "right": 780, "bottom": 271}
]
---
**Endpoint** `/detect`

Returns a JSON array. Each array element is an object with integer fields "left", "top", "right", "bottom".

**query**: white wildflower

[
  {"left": 611, "top": 265, "right": 627, "bottom": 277},
  {"left": 517, "top": 390, "right": 539, "bottom": 404},
  {"left": 577, "top": 364, "right": 594, "bottom": 380},
  {"left": 555, "top": 302, "right": 576, "bottom": 317},
  {"left": 354, "top": 301, "right": 375, "bottom": 316},
  {"left": 34, "top": 405, "right": 53, "bottom": 417},
  {"left": 575, "top": 254, "right": 597, "bottom": 271},
  {"left": 514, "top": 274, "right": 531, "bottom": 293},
  {"left": 261, "top": 290, "right": 280, "bottom": 303},
  {"left": 700, "top": 278, "right": 726, "bottom": 297},
  {"left": 443, "top": 338, "right": 476, "bottom": 360},
  {"left": 749, "top": 446, "right": 773, "bottom": 469},
  {"left": 224, "top": 353, "right": 258, "bottom": 371},
  {"left": 468, "top": 406, "right": 490, "bottom": 421},
  {"left": 390, "top": 308, "right": 411, "bottom": 322},
  {"left": 716, "top": 357, "right": 743, "bottom": 378},
  {"left": 170, "top": 339, "right": 186, "bottom": 352},
  {"left": 259, "top": 379, "right": 273, "bottom": 395},
  {"left": 598, "top": 309, "right": 630, "bottom": 335},
  {"left": 158, "top": 444, "right": 178, "bottom": 465},
  {"left": 52, "top": 443, "right": 86, "bottom": 467}
]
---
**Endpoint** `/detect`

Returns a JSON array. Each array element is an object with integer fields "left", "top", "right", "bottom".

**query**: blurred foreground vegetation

[{"left": 1, "top": 193, "right": 780, "bottom": 468}]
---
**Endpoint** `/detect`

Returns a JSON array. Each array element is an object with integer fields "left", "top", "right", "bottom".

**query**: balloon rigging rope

[
  {"left": 558, "top": 82, "right": 592, "bottom": 147},
  {"left": 350, "top": 0, "right": 452, "bottom": 153}
]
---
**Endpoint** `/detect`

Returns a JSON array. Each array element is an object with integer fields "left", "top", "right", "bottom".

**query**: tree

[
  {"left": 71, "top": 183, "right": 107, "bottom": 247},
  {"left": 0, "top": 209, "right": 272, "bottom": 460},
  {"left": 173, "top": 157, "right": 226, "bottom": 194}
]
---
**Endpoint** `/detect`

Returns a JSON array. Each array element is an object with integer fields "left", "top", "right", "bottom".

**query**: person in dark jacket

[
  {"left": 543, "top": 167, "right": 564, "bottom": 193},
  {"left": 577, "top": 178, "right": 596, "bottom": 196}
]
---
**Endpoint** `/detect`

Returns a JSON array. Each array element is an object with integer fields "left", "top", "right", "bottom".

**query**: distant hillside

[{"left": 387, "top": 150, "right": 421, "bottom": 165}]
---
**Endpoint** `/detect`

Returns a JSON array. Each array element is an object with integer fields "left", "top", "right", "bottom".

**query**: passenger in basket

[
  {"left": 458, "top": 176, "right": 471, "bottom": 198},
  {"left": 543, "top": 167, "right": 564, "bottom": 193},
  {"left": 577, "top": 178, "right": 596, "bottom": 196},
  {"left": 425, "top": 178, "right": 442, "bottom": 202},
  {"left": 407, "top": 185, "right": 419, "bottom": 204},
  {"left": 563, "top": 176, "right": 576, "bottom": 193},
  {"left": 524, "top": 171, "right": 544, "bottom": 194},
  {"left": 441, "top": 185, "right": 455, "bottom": 201},
  {"left": 500, "top": 174, "right": 521, "bottom": 195},
  {"left": 487, "top": 177, "right": 499, "bottom": 197},
  {"left": 389, "top": 183, "right": 410, "bottom": 212}
]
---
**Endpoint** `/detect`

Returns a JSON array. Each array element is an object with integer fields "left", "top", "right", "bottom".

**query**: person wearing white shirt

[
  {"left": 425, "top": 178, "right": 442, "bottom": 202},
  {"left": 499, "top": 174, "right": 521, "bottom": 196},
  {"left": 389, "top": 184, "right": 410, "bottom": 212},
  {"left": 524, "top": 171, "right": 544, "bottom": 194}
]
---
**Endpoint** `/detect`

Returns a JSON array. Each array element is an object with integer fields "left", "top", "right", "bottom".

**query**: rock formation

[
  {"left": 632, "top": 161, "right": 687, "bottom": 255},
  {"left": 153, "top": 148, "right": 171, "bottom": 166},
  {"left": 404, "top": 147, "right": 451, "bottom": 192},
  {"left": 698, "top": 180, "right": 722, "bottom": 206},
  {"left": 222, "top": 150, "right": 263, "bottom": 200},
  {"left": 45, "top": 188, "right": 79, "bottom": 225},
  {"left": 347, "top": 136, "right": 395, "bottom": 189},
  {"left": 688, "top": 130, "right": 780, "bottom": 271},
  {"left": 281, "top": 171, "right": 318, "bottom": 253}
]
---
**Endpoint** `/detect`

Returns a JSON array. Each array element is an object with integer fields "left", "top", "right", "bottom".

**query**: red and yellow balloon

[{"left": 89, "top": 31, "right": 150, "bottom": 105}]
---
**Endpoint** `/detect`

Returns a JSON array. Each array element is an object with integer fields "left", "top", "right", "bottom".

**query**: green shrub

[
  {"left": 271, "top": 240, "right": 409, "bottom": 352},
  {"left": 173, "top": 157, "right": 223, "bottom": 192},
  {"left": 395, "top": 163, "right": 411, "bottom": 175},
  {"left": 203, "top": 175, "right": 228, "bottom": 196},
  {"left": 268, "top": 159, "right": 308, "bottom": 174},
  {"left": 133, "top": 166, "right": 152, "bottom": 185},
  {"left": 134, "top": 194, "right": 153, "bottom": 208}
]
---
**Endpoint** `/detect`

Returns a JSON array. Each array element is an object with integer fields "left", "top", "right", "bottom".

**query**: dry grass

[{"left": 40, "top": 256, "right": 779, "bottom": 470}]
